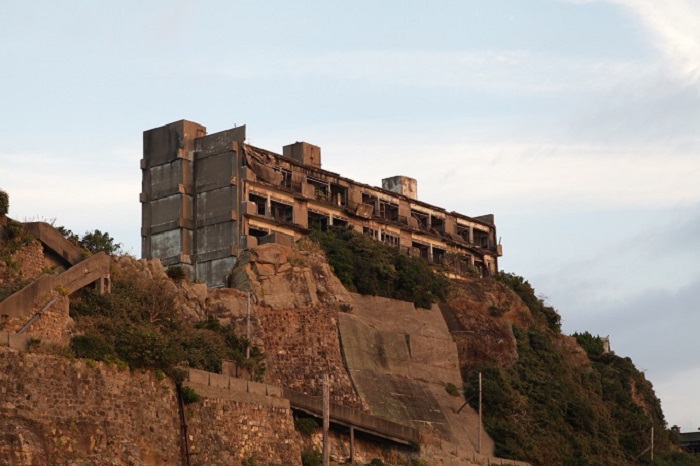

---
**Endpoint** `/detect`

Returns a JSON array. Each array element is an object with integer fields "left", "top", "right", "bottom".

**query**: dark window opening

[
  {"left": 333, "top": 217, "right": 348, "bottom": 227},
  {"left": 411, "top": 241, "right": 430, "bottom": 259},
  {"left": 430, "top": 216, "right": 445, "bottom": 234},
  {"left": 248, "top": 226, "right": 269, "bottom": 239},
  {"left": 362, "top": 193, "right": 378, "bottom": 209},
  {"left": 456, "top": 225, "right": 471, "bottom": 244},
  {"left": 276, "top": 168, "right": 293, "bottom": 190},
  {"left": 411, "top": 210, "right": 429, "bottom": 230},
  {"left": 432, "top": 247, "right": 446, "bottom": 264},
  {"left": 474, "top": 229, "right": 489, "bottom": 248},
  {"left": 270, "top": 200, "right": 293, "bottom": 223},
  {"left": 308, "top": 211, "right": 330, "bottom": 230},
  {"left": 330, "top": 183, "right": 348, "bottom": 207},
  {"left": 308, "top": 177, "right": 329, "bottom": 202},
  {"left": 382, "top": 231, "right": 400, "bottom": 248},
  {"left": 379, "top": 201, "right": 400, "bottom": 222},
  {"left": 249, "top": 193, "right": 267, "bottom": 216},
  {"left": 363, "top": 227, "right": 379, "bottom": 240}
]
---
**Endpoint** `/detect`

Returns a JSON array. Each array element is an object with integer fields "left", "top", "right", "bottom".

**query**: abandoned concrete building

[{"left": 141, "top": 120, "right": 502, "bottom": 287}]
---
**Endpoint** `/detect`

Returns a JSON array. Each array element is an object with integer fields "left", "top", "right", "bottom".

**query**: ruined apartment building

[{"left": 141, "top": 120, "right": 502, "bottom": 287}]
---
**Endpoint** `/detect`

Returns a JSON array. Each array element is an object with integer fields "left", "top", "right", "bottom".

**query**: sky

[{"left": 1, "top": 0, "right": 698, "bottom": 431}]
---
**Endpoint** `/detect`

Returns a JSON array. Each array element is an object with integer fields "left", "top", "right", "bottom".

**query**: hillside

[{"left": 0, "top": 219, "right": 697, "bottom": 465}]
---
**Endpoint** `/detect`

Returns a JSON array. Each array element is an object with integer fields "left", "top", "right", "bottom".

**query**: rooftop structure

[{"left": 141, "top": 120, "right": 502, "bottom": 287}]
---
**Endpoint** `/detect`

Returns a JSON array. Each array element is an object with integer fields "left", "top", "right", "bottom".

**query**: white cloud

[{"left": 611, "top": 0, "right": 700, "bottom": 85}]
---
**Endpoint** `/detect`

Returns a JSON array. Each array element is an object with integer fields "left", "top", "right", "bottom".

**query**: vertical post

[
  {"left": 323, "top": 373, "right": 330, "bottom": 466},
  {"left": 478, "top": 371, "right": 482, "bottom": 454},
  {"left": 246, "top": 292, "right": 251, "bottom": 359},
  {"left": 651, "top": 426, "right": 654, "bottom": 462},
  {"left": 350, "top": 426, "right": 355, "bottom": 463}
]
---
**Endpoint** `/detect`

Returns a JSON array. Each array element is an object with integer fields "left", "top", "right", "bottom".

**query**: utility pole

[
  {"left": 478, "top": 371, "right": 482, "bottom": 454},
  {"left": 246, "top": 292, "right": 251, "bottom": 359},
  {"left": 651, "top": 426, "right": 654, "bottom": 462},
  {"left": 323, "top": 373, "right": 330, "bottom": 466}
]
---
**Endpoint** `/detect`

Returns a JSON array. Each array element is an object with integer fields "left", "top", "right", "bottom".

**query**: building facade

[{"left": 141, "top": 120, "right": 502, "bottom": 287}]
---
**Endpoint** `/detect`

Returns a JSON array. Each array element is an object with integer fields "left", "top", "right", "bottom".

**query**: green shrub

[
  {"left": 180, "top": 386, "right": 201, "bottom": 404},
  {"left": 572, "top": 331, "right": 605, "bottom": 358},
  {"left": 70, "top": 333, "right": 115, "bottom": 361},
  {"left": 0, "top": 189, "right": 8, "bottom": 216},
  {"left": 445, "top": 382, "right": 460, "bottom": 397},
  {"left": 166, "top": 265, "right": 187, "bottom": 281},
  {"left": 241, "top": 456, "right": 258, "bottom": 466},
  {"left": 309, "top": 226, "right": 449, "bottom": 308},
  {"left": 80, "top": 229, "right": 122, "bottom": 255},
  {"left": 370, "top": 459, "right": 385, "bottom": 466},
  {"left": 294, "top": 417, "right": 318, "bottom": 436},
  {"left": 300, "top": 449, "right": 322, "bottom": 466},
  {"left": 115, "top": 325, "right": 181, "bottom": 370},
  {"left": 494, "top": 272, "right": 561, "bottom": 331}
]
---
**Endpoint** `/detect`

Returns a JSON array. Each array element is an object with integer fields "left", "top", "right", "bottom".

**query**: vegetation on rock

[
  {"left": 0, "top": 188, "right": 8, "bottom": 216},
  {"left": 69, "top": 260, "right": 265, "bottom": 379},
  {"left": 462, "top": 274, "right": 697, "bottom": 466},
  {"left": 309, "top": 226, "right": 449, "bottom": 308}
]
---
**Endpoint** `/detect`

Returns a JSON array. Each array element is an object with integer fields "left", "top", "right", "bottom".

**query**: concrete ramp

[
  {"left": 24, "top": 222, "right": 84, "bottom": 267},
  {"left": 338, "top": 293, "right": 493, "bottom": 454},
  {"left": 0, "top": 252, "right": 110, "bottom": 321}
]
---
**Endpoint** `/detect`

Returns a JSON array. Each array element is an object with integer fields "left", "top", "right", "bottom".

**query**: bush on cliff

[
  {"left": 69, "top": 261, "right": 265, "bottom": 379},
  {"left": 0, "top": 189, "right": 8, "bottom": 216},
  {"left": 309, "top": 226, "right": 449, "bottom": 308},
  {"left": 462, "top": 277, "right": 695, "bottom": 466}
]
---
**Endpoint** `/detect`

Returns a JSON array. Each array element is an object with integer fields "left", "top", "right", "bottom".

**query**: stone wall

[
  {"left": 0, "top": 347, "right": 181, "bottom": 465},
  {"left": 0, "top": 240, "right": 46, "bottom": 288},
  {"left": 185, "top": 383, "right": 301, "bottom": 465},
  {"left": 0, "top": 348, "right": 305, "bottom": 466}
]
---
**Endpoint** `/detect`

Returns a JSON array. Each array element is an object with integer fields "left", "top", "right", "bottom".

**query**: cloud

[{"left": 611, "top": 0, "right": 700, "bottom": 85}]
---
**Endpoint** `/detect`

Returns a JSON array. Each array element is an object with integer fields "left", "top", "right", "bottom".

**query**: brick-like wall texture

[
  {"left": 0, "top": 348, "right": 181, "bottom": 465},
  {"left": 0, "top": 348, "right": 303, "bottom": 466},
  {"left": 258, "top": 304, "right": 366, "bottom": 411}
]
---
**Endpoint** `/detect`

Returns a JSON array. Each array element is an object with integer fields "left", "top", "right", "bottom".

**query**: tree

[
  {"left": 0, "top": 189, "right": 8, "bottom": 216},
  {"left": 81, "top": 229, "right": 122, "bottom": 255}
]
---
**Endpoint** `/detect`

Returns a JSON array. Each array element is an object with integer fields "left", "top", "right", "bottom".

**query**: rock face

[
  {"left": 230, "top": 243, "right": 364, "bottom": 410},
  {"left": 440, "top": 277, "right": 530, "bottom": 370}
]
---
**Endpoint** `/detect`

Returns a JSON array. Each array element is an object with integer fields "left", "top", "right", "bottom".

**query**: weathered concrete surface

[
  {"left": 24, "top": 222, "right": 84, "bottom": 267},
  {"left": 339, "top": 293, "right": 495, "bottom": 455},
  {"left": 0, "top": 252, "right": 109, "bottom": 322}
]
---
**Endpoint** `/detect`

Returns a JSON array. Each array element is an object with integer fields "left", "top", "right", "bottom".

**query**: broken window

[
  {"left": 275, "top": 168, "right": 293, "bottom": 190},
  {"left": 456, "top": 224, "right": 471, "bottom": 244},
  {"left": 430, "top": 216, "right": 445, "bottom": 234},
  {"left": 378, "top": 201, "right": 399, "bottom": 222},
  {"left": 362, "top": 193, "right": 377, "bottom": 209},
  {"left": 411, "top": 241, "right": 430, "bottom": 260},
  {"left": 308, "top": 211, "right": 330, "bottom": 230},
  {"left": 270, "top": 199, "right": 293, "bottom": 223},
  {"left": 308, "top": 177, "right": 329, "bottom": 202},
  {"left": 249, "top": 192, "right": 267, "bottom": 216},
  {"left": 432, "top": 246, "right": 446, "bottom": 264},
  {"left": 248, "top": 226, "right": 269, "bottom": 239},
  {"left": 330, "top": 183, "right": 348, "bottom": 207},
  {"left": 382, "top": 231, "right": 400, "bottom": 248},
  {"left": 411, "top": 210, "right": 429, "bottom": 230},
  {"left": 474, "top": 229, "right": 489, "bottom": 248},
  {"left": 363, "top": 227, "right": 379, "bottom": 240},
  {"left": 333, "top": 217, "right": 348, "bottom": 227}
]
